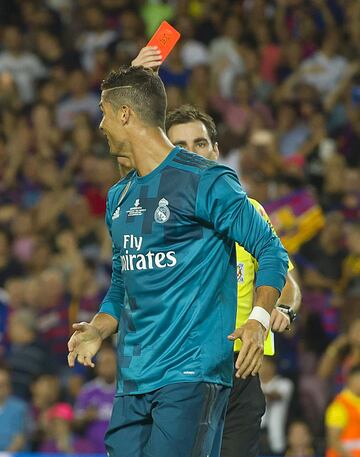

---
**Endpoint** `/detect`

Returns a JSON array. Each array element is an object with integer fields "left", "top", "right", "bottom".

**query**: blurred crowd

[{"left": 0, "top": 0, "right": 359, "bottom": 455}]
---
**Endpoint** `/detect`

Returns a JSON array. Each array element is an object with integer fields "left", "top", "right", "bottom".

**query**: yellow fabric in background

[{"left": 325, "top": 390, "right": 360, "bottom": 428}]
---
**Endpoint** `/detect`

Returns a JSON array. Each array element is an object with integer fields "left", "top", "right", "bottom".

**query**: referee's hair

[
  {"left": 101, "top": 66, "right": 167, "bottom": 129},
  {"left": 166, "top": 105, "right": 218, "bottom": 147}
]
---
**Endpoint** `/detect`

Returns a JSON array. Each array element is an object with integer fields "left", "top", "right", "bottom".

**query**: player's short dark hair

[
  {"left": 101, "top": 66, "right": 167, "bottom": 128},
  {"left": 165, "top": 104, "right": 218, "bottom": 146}
]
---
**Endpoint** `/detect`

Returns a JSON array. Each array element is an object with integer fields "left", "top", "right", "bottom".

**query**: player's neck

[{"left": 130, "top": 127, "right": 175, "bottom": 177}]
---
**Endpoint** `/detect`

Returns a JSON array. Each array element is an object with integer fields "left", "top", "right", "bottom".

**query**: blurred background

[{"left": 0, "top": 0, "right": 359, "bottom": 456}]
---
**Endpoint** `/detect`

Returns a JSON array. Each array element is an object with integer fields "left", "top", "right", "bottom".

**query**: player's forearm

[
  {"left": 277, "top": 270, "right": 302, "bottom": 313},
  {"left": 90, "top": 313, "right": 118, "bottom": 340},
  {"left": 254, "top": 286, "right": 280, "bottom": 315}
]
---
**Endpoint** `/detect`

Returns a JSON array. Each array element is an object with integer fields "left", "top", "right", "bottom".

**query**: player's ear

[{"left": 119, "top": 105, "right": 131, "bottom": 125}]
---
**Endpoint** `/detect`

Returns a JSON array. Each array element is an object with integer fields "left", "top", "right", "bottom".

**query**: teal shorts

[{"left": 105, "top": 382, "right": 230, "bottom": 457}]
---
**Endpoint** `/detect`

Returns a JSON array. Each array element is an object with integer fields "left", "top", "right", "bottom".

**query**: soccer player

[
  {"left": 130, "top": 47, "right": 302, "bottom": 457},
  {"left": 67, "top": 65, "right": 289, "bottom": 457}
]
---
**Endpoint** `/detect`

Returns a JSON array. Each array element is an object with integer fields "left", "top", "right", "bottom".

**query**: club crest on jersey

[
  {"left": 237, "top": 262, "right": 245, "bottom": 283},
  {"left": 154, "top": 198, "right": 170, "bottom": 223}
]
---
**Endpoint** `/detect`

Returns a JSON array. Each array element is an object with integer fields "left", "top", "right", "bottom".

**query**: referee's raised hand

[
  {"left": 67, "top": 322, "right": 102, "bottom": 368},
  {"left": 228, "top": 320, "right": 265, "bottom": 379},
  {"left": 131, "top": 46, "right": 162, "bottom": 71}
]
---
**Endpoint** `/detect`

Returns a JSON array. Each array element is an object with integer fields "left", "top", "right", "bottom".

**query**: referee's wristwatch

[{"left": 276, "top": 304, "right": 297, "bottom": 324}]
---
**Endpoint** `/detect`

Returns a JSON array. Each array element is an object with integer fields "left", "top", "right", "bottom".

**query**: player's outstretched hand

[
  {"left": 67, "top": 322, "right": 102, "bottom": 369},
  {"left": 228, "top": 320, "right": 265, "bottom": 379},
  {"left": 131, "top": 46, "right": 162, "bottom": 71},
  {"left": 270, "top": 308, "right": 290, "bottom": 333}
]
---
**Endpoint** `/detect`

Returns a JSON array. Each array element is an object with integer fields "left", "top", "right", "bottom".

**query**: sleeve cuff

[
  {"left": 255, "top": 270, "right": 287, "bottom": 294},
  {"left": 98, "top": 304, "right": 120, "bottom": 321}
]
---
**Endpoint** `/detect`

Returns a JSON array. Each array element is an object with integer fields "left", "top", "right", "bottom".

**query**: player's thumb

[
  {"left": 227, "top": 326, "right": 244, "bottom": 341},
  {"left": 72, "top": 322, "right": 89, "bottom": 332}
]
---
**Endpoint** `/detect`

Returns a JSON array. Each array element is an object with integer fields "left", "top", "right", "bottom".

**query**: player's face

[
  {"left": 167, "top": 121, "right": 219, "bottom": 161},
  {"left": 99, "top": 94, "right": 132, "bottom": 167}
]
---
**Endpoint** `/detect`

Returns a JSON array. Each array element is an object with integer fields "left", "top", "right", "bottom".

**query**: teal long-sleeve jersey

[{"left": 99, "top": 146, "right": 289, "bottom": 396}]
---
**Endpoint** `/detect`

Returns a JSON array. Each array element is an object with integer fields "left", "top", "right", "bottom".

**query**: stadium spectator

[
  {"left": 325, "top": 364, "right": 360, "bottom": 457},
  {"left": 69, "top": 257, "right": 107, "bottom": 324},
  {"left": 6, "top": 309, "right": 50, "bottom": 399},
  {"left": 74, "top": 345, "right": 116, "bottom": 453},
  {"left": 0, "top": 25, "right": 47, "bottom": 103},
  {"left": 298, "top": 31, "right": 350, "bottom": 98},
  {"left": 285, "top": 420, "right": 316, "bottom": 457},
  {"left": 318, "top": 319, "right": 360, "bottom": 393},
  {"left": 29, "top": 373, "right": 61, "bottom": 450},
  {"left": 260, "top": 357, "right": 294, "bottom": 455},
  {"left": 340, "top": 224, "right": 360, "bottom": 298},
  {"left": 40, "top": 402, "right": 94, "bottom": 453},
  {"left": 296, "top": 212, "right": 348, "bottom": 336},
  {"left": 0, "top": 229, "right": 24, "bottom": 285},
  {"left": 36, "top": 269, "right": 70, "bottom": 363},
  {"left": 77, "top": 6, "right": 117, "bottom": 73},
  {"left": 56, "top": 68, "right": 100, "bottom": 130},
  {"left": 0, "top": 366, "right": 28, "bottom": 452}
]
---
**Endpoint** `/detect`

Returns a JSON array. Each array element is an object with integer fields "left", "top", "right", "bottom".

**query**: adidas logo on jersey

[{"left": 112, "top": 207, "right": 121, "bottom": 220}]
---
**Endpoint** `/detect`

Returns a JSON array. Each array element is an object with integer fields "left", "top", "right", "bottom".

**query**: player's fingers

[
  {"left": 272, "top": 314, "right": 290, "bottom": 333},
  {"left": 132, "top": 57, "right": 162, "bottom": 68},
  {"left": 236, "top": 344, "right": 260, "bottom": 378},
  {"left": 251, "top": 355, "right": 264, "bottom": 376},
  {"left": 79, "top": 352, "right": 96, "bottom": 368},
  {"left": 278, "top": 319, "right": 290, "bottom": 332},
  {"left": 271, "top": 315, "right": 282, "bottom": 332},
  {"left": 68, "top": 334, "right": 77, "bottom": 352},
  {"left": 141, "top": 57, "right": 163, "bottom": 67},
  {"left": 141, "top": 56, "right": 163, "bottom": 63},
  {"left": 77, "top": 352, "right": 88, "bottom": 366},
  {"left": 235, "top": 340, "right": 251, "bottom": 370},
  {"left": 137, "top": 49, "right": 161, "bottom": 62},
  {"left": 83, "top": 353, "right": 95, "bottom": 368},
  {"left": 67, "top": 351, "right": 77, "bottom": 368},
  {"left": 241, "top": 349, "right": 263, "bottom": 378},
  {"left": 141, "top": 46, "right": 161, "bottom": 53},
  {"left": 142, "top": 47, "right": 161, "bottom": 56}
]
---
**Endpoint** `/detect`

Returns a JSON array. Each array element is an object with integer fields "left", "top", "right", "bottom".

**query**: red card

[{"left": 147, "top": 21, "right": 181, "bottom": 63}]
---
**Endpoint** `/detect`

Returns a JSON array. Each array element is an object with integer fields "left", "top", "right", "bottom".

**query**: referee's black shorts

[{"left": 221, "top": 352, "right": 266, "bottom": 457}]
